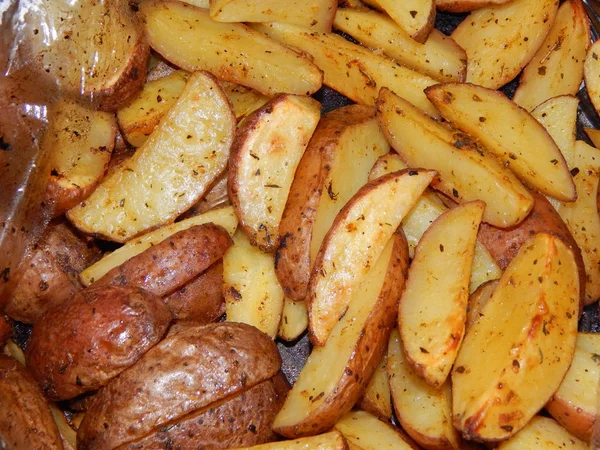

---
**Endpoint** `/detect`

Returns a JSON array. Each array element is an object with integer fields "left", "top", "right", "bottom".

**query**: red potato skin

[
  {"left": 90, "top": 223, "right": 232, "bottom": 297},
  {"left": 26, "top": 285, "right": 172, "bottom": 401}
]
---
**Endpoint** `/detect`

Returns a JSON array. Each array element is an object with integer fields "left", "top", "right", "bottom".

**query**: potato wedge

[
  {"left": 452, "top": 233, "right": 579, "bottom": 441},
  {"left": 333, "top": 8, "right": 466, "bottom": 83},
  {"left": 180, "top": 170, "right": 230, "bottom": 218},
  {"left": 425, "top": 82, "right": 575, "bottom": 202},
  {"left": 278, "top": 298, "right": 308, "bottom": 342},
  {"left": 531, "top": 95, "right": 579, "bottom": 163},
  {"left": 400, "top": 201, "right": 484, "bottom": 387},
  {"left": 141, "top": 1, "right": 323, "bottom": 96},
  {"left": 223, "top": 230, "right": 285, "bottom": 338},
  {"left": 272, "top": 232, "right": 409, "bottom": 437},
  {"left": 376, "top": 88, "right": 534, "bottom": 228},
  {"left": 228, "top": 94, "right": 320, "bottom": 251},
  {"left": 67, "top": 71, "right": 235, "bottom": 242},
  {"left": 435, "top": 0, "right": 512, "bottom": 13},
  {"left": 369, "top": 152, "right": 501, "bottom": 292},
  {"left": 584, "top": 40, "right": 600, "bottom": 117},
  {"left": 388, "top": 329, "right": 461, "bottom": 450},
  {"left": 308, "top": 169, "right": 435, "bottom": 346},
  {"left": 546, "top": 333, "right": 600, "bottom": 441},
  {"left": 497, "top": 416, "right": 587, "bottom": 449},
  {"left": 0, "top": 315, "right": 11, "bottom": 347},
  {"left": 465, "top": 279, "right": 498, "bottom": 332},
  {"left": 276, "top": 105, "right": 390, "bottom": 301},
  {"left": 79, "top": 206, "right": 237, "bottom": 286},
  {"left": 513, "top": 0, "right": 590, "bottom": 112},
  {"left": 228, "top": 430, "right": 348, "bottom": 450},
  {"left": 220, "top": 82, "right": 270, "bottom": 123},
  {"left": 450, "top": 0, "right": 559, "bottom": 89},
  {"left": 358, "top": 353, "right": 393, "bottom": 421},
  {"left": 585, "top": 127, "right": 600, "bottom": 148},
  {"left": 252, "top": 22, "right": 439, "bottom": 116},
  {"left": 361, "top": 0, "right": 435, "bottom": 43},
  {"left": 209, "top": 0, "right": 337, "bottom": 32}
]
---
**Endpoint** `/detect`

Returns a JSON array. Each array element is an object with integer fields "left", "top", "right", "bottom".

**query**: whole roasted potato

[
  {"left": 77, "top": 322, "right": 282, "bottom": 450},
  {"left": 26, "top": 285, "right": 172, "bottom": 401}
]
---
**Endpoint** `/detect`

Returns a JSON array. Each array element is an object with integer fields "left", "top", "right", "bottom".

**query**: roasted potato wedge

[
  {"left": 465, "top": 279, "right": 498, "bottom": 332},
  {"left": 425, "top": 82, "right": 575, "bottom": 202},
  {"left": 67, "top": 71, "right": 235, "bottom": 242},
  {"left": 497, "top": 416, "right": 587, "bottom": 449},
  {"left": 227, "top": 430, "right": 348, "bottom": 450},
  {"left": 450, "top": 0, "right": 559, "bottom": 89},
  {"left": 219, "top": 82, "right": 271, "bottom": 123},
  {"left": 452, "top": 233, "right": 580, "bottom": 441},
  {"left": 26, "top": 285, "right": 171, "bottom": 401},
  {"left": 278, "top": 298, "right": 309, "bottom": 342},
  {"left": 181, "top": 171, "right": 230, "bottom": 218},
  {"left": 361, "top": 0, "right": 435, "bottom": 43},
  {"left": 376, "top": 88, "right": 534, "bottom": 228},
  {"left": 228, "top": 94, "right": 320, "bottom": 251},
  {"left": 357, "top": 353, "right": 393, "bottom": 421},
  {"left": 141, "top": 1, "right": 323, "bottom": 96},
  {"left": 531, "top": 95, "right": 579, "bottom": 163},
  {"left": 584, "top": 40, "right": 600, "bottom": 116},
  {"left": 435, "top": 0, "right": 512, "bottom": 13}
]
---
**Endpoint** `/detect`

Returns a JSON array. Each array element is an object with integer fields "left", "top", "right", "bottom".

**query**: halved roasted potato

[
  {"left": 141, "top": 1, "right": 323, "bottom": 96},
  {"left": 228, "top": 94, "right": 320, "bottom": 251},
  {"left": 497, "top": 416, "right": 587, "bottom": 449},
  {"left": 435, "top": 0, "right": 512, "bottom": 13},
  {"left": 361, "top": 0, "right": 435, "bottom": 43},
  {"left": 67, "top": 71, "right": 235, "bottom": 242},
  {"left": 450, "top": 0, "right": 559, "bottom": 89}
]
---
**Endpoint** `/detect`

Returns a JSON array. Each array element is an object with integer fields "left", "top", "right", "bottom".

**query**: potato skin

[
  {"left": 26, "top": 285, "right": 172, "bottom": 401},
  {"left": 120, "top": 373, "right": 289, "bottom": 449},
  {"left": 77, "top": 322, "right": 281, "bottom": 450},
  {"left": 0, "top": 315, "right": 12, "bottom": 346},
  {"left": 0, "top": 355, "right": 64, "bottom": 450},
  {"left": 91, "top": 223, "right": 232, "bottom": 297},
  {"left": 5, "top": 221, "right": 101, "bottom": 324}
]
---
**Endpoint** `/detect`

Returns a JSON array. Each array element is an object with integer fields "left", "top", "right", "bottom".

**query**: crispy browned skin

[
  {"left": 77, "top": 322, "right": 281, "bottom": 450},
  {"left": 163, "top": 260, "right": 224, "bottom": 323},
  {"left": 6, "top": 221, "right": 101, "bottom": 324},
  {"left": 478, "top": 190, "right": 586, "bottom": 306},
  {"left": 91, "top": 223, "right": 232, "bottom": 297},
  {"left": 0, "top": 355, "right": 64, "bottom": 450},
  {"left": 26, "top": 285, "right": 172, "bottom": 401},
  {"left": 0, "top": 315, "right": 12, "bottom": 346},
  {"left": 119, "top": 373, "right": 289, "bottom": 450}
]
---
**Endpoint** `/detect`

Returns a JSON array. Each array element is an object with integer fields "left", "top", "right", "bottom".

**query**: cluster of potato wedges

[{"left": 3, "top": 0, "right": 600, "bottom": 448}]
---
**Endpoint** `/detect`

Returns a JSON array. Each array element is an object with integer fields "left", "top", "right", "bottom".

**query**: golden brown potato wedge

[
  {"left": 228, "top": 94, "right": 320, "bottom": 251},
  {"left": 450, "top": 0, "right": 559, "bottom": 89},
  {"left": 387, "top": 329, "right": 461, "bottom": 450},
  {"left": 79, "top": 206, "right": 237, "bottom": 286},
  {"left": 209, "top": 0, "right": 337, "bottom": 32},
  {"left": 497, "top": 416, "right": 587, "bottom": 449},
  {"left": 357, "top": 353, "right": 393, "bottom": 422},
  {"left": 435, "top": 0, "right": 512, "bottom": 13},
  {"left": 223, "top": 230, "right": 284, "bottom": 338},
  {"left": 465, "top": 279, "right": 498, "bottom": 333},
  {"left": 452, "top": 233, "right": 580, "bottom": 441},
  {"left": 67, "top": 71, "right": 235, "bottom": 242},
  {"left": 276, "top": 105, "right": 390, "bottom": 301},
  {"left": 308, "top": 169, "right": 435, "bottom": 346},
  {"left": 585, "top": 40, "right": 600, "bottom": 117},
  {"left": 220, "top": 82, "right": 270, "bottom": 123},
  {"left": 141, "top": 1, "right": 323, "bottom": 96},
  {"left": 252, "top": 22, "right": 439, "bottom": 116},
  {"left": 400, "top": 201, "right": 485, "bottom": 387},
  {"left": 227, "top": 430, "right": 349, "bottom": 450},
  {"left": 272, "top": 232, "right": 409, "bottom": 437},
  {"left": 425, "top": 82, "right": 575, "bottom": 202},
  {"left": 278, "top": 298, "right": 308, "bottom": 342},
  {"left": 513, "top": 0, "right": 590, "bottom": 112},
  {"left": 376, "top": 88, "right": 534, "bottom": 228},
  {"left": 361, "top": 0, "right": 435, "bottom": 43},
  {"left": 333, "top": 8, "right": 466, "bottom": 83}
]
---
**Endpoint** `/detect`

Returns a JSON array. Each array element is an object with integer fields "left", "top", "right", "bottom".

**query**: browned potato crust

[
  {"left": 0, "top": 315, "right": 12, "bottom": 346},
  {"left": 5, "top": 221, "right": 101, "bottom": 324},
  {"left": 77, "top": 322, "right": 281, "bottom": 450},
  {"left": 119, "top": 373, "right": 289, "bottom": 449},
  {"left": 163, "top": 260, "right": 225, "bottom": 323},
  {"left": 0, "top": 355, "right": 64, "bottom": 450},
  {"left": 90, "top": 223, "right": 232, "bottom": 297},
  {"left": 26, "top": 285, "right": 172, "bottom": 401}
]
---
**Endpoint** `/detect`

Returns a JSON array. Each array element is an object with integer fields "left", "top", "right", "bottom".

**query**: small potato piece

[
  {"left": 357, "top": 353, "right": 393, "bottom": 421},
  {"left": 0, "top": 355, "right": 64, "bottom": 450},
  {"left": 77, "top": 322, "right": 281, "bottom": 450},
  {"left": 141, "top": 1, "right": 323, "bottom": 96},
  {"left": 465, "top": 279, "right": 498, "bottom": 332},
  {"left": 531, "top": 95, "right": 579, "bottom": 164},
  {"left": 585, "top": 40, "right": 600, "bottom": 116},
  {"left": 228, "top": 94, "right": 321, "bottom": 251},
  {"left": 435, "top": 0, "right": 512, "bottom": 13},
  {"left": 451, "top": 0, "right": 559, "bottom": 89},
  {"left": 497, "top": 416, "right": 587, "bottom": 449},
  {"left": 6, "top": 221, "right": 101, "bottom": 324},
  {"left": 0, "top": 315, "right": 11, "bottom": 346},
  {"left": 181, "top": 171, "right": 230, "bottom": 218},
  {"left": 219, "top": 82, "right": 270, "bottom": 123},
  {"left": 278, "top": 298, "right": 308, "bottom": 342},
  {"left": 67, "top": 71, "right": 235, "bottom": 242},
  {"left": 26, "top": 285, "right": 172, "bottom": 401},
  {"left": 92, "top": 223, "right": 232, "bottom": 298},
  {"left": 227, "top": 430, "right": 348, "bottom": 450},
  {"left": 361, "top": 0, "right": 435, "bottom": 43}
]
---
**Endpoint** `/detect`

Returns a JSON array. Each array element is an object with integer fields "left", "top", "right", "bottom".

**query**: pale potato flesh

[
  {"left": 141, "top": 1, "right": 323, "bottom": 96},
  {"left": 497, "top": 416, "right": 587, "bottom": 449},
  {"left": 435, "top": 0, "right": 512, "bottom": 13},
  {"left": 79, "top": 206, "right": 238, "bottom": 286},
  {"left": 452, "top": 233, "right": 579, "bottom": 441},
  {"left": 252, "top": 22, "right": 439, "bottom": 117},
  {"left": 67, "top": 71, "right": 235, "bottom": 242},
  {"left": 223, "top": 230, "right": 284, "bottom": 338},
  {"left": 513, "top": 0, "right": 590, "bottom": 112},
  {"left": 358, "top": 354, "right": 392, "bottom": 421},
  {"left": 278, "top": 298, "right": 308, "bottom": 342},
  {"left": 334, "top": 410, "right": 416, "bottom": 450},
  {"left": 228, "top": 430, "right": 348, "bottom": 450},
  {"left": 425, "top": 83, "right": 576, "bottom": 202},
  {"left": 361, "top": 0, "right": 435, "bottom": 43},
  {"left": 585, "top": 40, "right": 600, "bottom": 117},
  {"left": 333, "top": 9, "right": 466, "bottom": 82},
  {"left": 219, "top": 82, "right": 270, "bottom": 123},
  {"left": 308, "top": 170, "right": 435, "bottom": 346},
  {"left": 451, "top": 0, "right": 559, "bottom": 89},
  {"left": 388, "top": 329, "right": 461, "bottom": 450},
  {"left": 586, "top": 126, "right": 600, "bottom": 148},
  {"left": 376, "top": 88, "right": 534, "bottom": 228}
]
